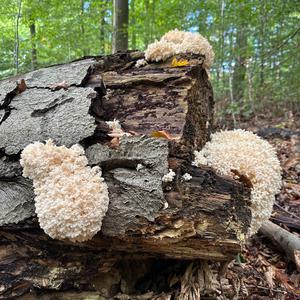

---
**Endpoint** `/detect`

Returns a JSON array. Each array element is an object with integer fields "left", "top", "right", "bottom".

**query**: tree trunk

[
  {"left": 112, "top": 0, "right": 128, "bottom": 53},
  {"left": 80, "top": 0, "right": 88, "bottom": 56},
  {"left": 0, "top": 51, "right": 252, "bottom": 299},
  {"left": 29, "top": 22, "right": 37, "bottom": 70},
  {"left": 130, "top": 0, "right": 136, "bottom": 49},
  {"left": 143, "top": 0, "right": 150, "bottom": 47},
  {"left": 14, "top": 0, "right": 22, "bottom": 75},
  {"left": 259, "top": 0, "right": 266, "bottom": 88},
  {"left": 232, "top": 25, "right": 247, "bottom": 102},
  {"left": 99, "top": 1, "right": 107, "bottom": 54}
]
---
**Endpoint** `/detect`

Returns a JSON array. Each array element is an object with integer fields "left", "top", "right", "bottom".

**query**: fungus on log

[{"left": 0, "top": 51, "right": 251, "bottom": 298}]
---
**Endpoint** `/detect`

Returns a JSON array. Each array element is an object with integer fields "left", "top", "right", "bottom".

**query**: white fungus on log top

[
  {"left": 145, "top": 29, "right": 214, "bottom": 69},
  {"left": 193, "top": 129, "right": 282, "bottom": 235},
  {"left": 20, "top": 140, "right": 109, "bottom": 242},
  {"left": 162, "top": 169, "right": 176, "bottom": 183}
]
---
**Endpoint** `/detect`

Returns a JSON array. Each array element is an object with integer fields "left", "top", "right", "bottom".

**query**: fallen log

[{"left": 0, "top": 51, "right": 251, "bottom": 298}]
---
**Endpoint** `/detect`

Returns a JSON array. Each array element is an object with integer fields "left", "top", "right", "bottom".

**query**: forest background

[{"left": 0, "top": 0, "right": 299, "bottom": 123}]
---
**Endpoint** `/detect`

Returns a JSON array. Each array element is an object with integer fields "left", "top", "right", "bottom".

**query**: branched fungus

[
  {"left": 145, "top": 29, "right": 214, "bottom": 69},
  {"left": 182, "top": 173, "right": 192, "bottom": 181},
  {"left": 162, "top": 169, "right": 176, "bottom": 183},
  {"left": 20, "top": 140, "right": 109, "bottom": 242},
  {"left": 135, "top": 58, "right": 148, "bottom": 68},
  {"left": 193, "top": 129, "right": 282, "bottom": 234}
]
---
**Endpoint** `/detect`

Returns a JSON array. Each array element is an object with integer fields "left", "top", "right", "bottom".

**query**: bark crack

[
  {"left": 31, "top": 97, "right": 75, "bottom": 117},
  {"left": 0, "top": 63, "right": 95, "bottom": 127},
  {"left": 0, "top": 85, "right": 21, "bottom": 125}
]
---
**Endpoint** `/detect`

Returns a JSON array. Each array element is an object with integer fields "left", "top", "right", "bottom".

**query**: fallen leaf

[
  {"left": 109, "top": 137, "right": 120, "bottom": 149},
  {"left": 285, "top": 182, "right": 300, "bottom": 199},
  {"left": 49, "top": 80, "right": 69, "bottom": 91},
  {"left": 231, "top": 169, "right": 254, "bottom": 188},
  {"left": 151, "top": 130, "right": 174, "bottom": 140},
  {"left": 171, "top": 58, "right": 189, "bottom": 67},
  {"left": 17, "top": 79, "right": 27, "bottom": 94},
  {"left": 283, "top": 153, "right": 300, "bottom": 170},
  {"left": 108, "top": 131, "right": 132, "bottom": 138},
  {"left": 290, "top": 272, "right": 300, "bottom": 287},
  {"left": 275, "top": 268, "right": 300, "bottom": 294},
  {"left": 264, "top": 266, "right": 275, "bottom": 289}
]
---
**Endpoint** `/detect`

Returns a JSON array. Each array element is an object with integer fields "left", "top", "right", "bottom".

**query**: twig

[
  {"left": 271, "top": 216, "right": 300, "bottom": 232},
  {"left": 274, "top": 202, "right": 300, "bottom": 222},
  {"left": 246, "top": 285, "right": 287, "bottom": 294},
  {"left": 260, "top": 220, "right": 300, "bottom": 270},
  {"left": 265, "top": 26, "right": 300, "bottom": 58}
]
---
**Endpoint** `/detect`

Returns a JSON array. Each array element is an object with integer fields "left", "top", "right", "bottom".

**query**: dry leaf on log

[
  {"left": 151, "top": 130, "right": 175, "bottom": 140},
  {"left": 171, "top": 58, "right": 189, "bottom": 67},
  {"left": 49, "top": 80, "right": 69, "bottom": 91}
]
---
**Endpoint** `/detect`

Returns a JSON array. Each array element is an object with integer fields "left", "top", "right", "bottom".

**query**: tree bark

[
  {"left": 14, "top": 0, "right": 22, "bottom": 75},
  {"left": 29, "top": 22, "right": 37, "bottom": 70},
  {"left": 0, "top": 51, "right": 252, "bottom": 299},
  {"left": 232, "top": 26, "right": 247, "bottom": 102},
  {"left": 112, "top": 0, "right": 128, "bottom": 53},
  {"left": 80, "top": 0, "right": 88, "bottom": 56},
  {"left": 130, "top": 0, "right": 136, "bottom": 49},
  {"left": 99, "top": 1, "right": 107, "bottom": 54},
  {"left": 143, "top": 0, "right": 150, "bottom": 47}
]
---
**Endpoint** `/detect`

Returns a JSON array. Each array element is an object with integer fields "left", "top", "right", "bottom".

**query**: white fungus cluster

[
  {"left": 20, "top": 140, "right": 109, "bottom": 242},
  {"left": 106, "top": 119, "right": 122, "bottom": 132},
  {"left": 182, "top": 173, "right": 192, "bottom": 181},
  {"left": 162, "top": 169, "right": 176, "bottom": 183},
  {"left": 136, "top": 163, "right": 144, "bottom": 171},
  {"left": 106, "top": 119, "right": 131, "bottom": 138},
  {"left": 135, "top": 58, "right": 148, "bottom": 68},
  {"left": 145, "top": 40, "right": 177, "bottom": 63},
  {"left": 145, "top": 29, "right": 214, "bottom": 69},
  {"left": 193, "top": 129, "right": 282, "bottom": 235}
]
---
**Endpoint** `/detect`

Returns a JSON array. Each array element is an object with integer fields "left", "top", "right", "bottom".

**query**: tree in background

[
  {"left": 112, "top": 0, "right": 128, "bottom": 53},
  {"left": 0, "top": 0, "right": 299, "bottom": 120}
]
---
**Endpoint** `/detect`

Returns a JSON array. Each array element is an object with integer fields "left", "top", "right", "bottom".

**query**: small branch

[
  {"left": 262, "top": 26, "right": 300, "bottom": 59},
  {"left": 260, "top": 220, "right": 300, "bottom": 270},
  {"left": 246, "top": 285, "right": 287, "bottom": 294},
  {"left": 274, "top": 202, "right": 300, "bottom": 222}
]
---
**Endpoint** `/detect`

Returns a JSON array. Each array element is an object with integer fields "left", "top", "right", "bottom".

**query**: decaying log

[
  {"left": 0, "top": 51, "right": 251, "bottom": 298},
  {"left": 257, "top": 127, "right": 300, "bottom": 140}
]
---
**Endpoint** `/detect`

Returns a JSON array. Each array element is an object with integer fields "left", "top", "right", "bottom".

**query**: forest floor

[
  {"left": 220, "top": 112, "right": 300, "bottom": 299},
  {"left": 115, "top": 113, "right": 300, "bottom": 300}
]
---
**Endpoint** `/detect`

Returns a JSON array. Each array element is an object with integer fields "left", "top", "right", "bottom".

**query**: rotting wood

[{"left": 0, "top": 51, "right": 252, "bottom": 298}]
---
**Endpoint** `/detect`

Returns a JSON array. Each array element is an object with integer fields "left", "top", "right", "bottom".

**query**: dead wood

[
  {"left": 260, "top": 220, "right": 300, "bottom": 270},
  {"left": 0, "top": 51, "right": 252, "bottom": 298}
]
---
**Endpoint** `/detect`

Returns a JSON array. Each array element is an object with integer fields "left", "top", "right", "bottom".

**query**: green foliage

[{"left": 0, "top": 0, "right": 299, "bottom": 117}]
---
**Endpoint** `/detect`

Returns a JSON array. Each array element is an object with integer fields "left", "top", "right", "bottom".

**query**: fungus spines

[
  {"left": 20, "top": 139, "right": 109, "bottom": 242},
  {"left": 193, "top": 129, "right": 281, "bottom": 235},
  {"left": 145, "top": 29, "right": 214, "bottom": 69}
]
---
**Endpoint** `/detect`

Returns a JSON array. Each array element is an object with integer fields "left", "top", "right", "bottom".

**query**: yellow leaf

[
  {"left": 151, "top": 130, "right": 173, "bottom": 140},
  {"left": 171, "top": 58, "right": 189, "bottom": 67}
]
